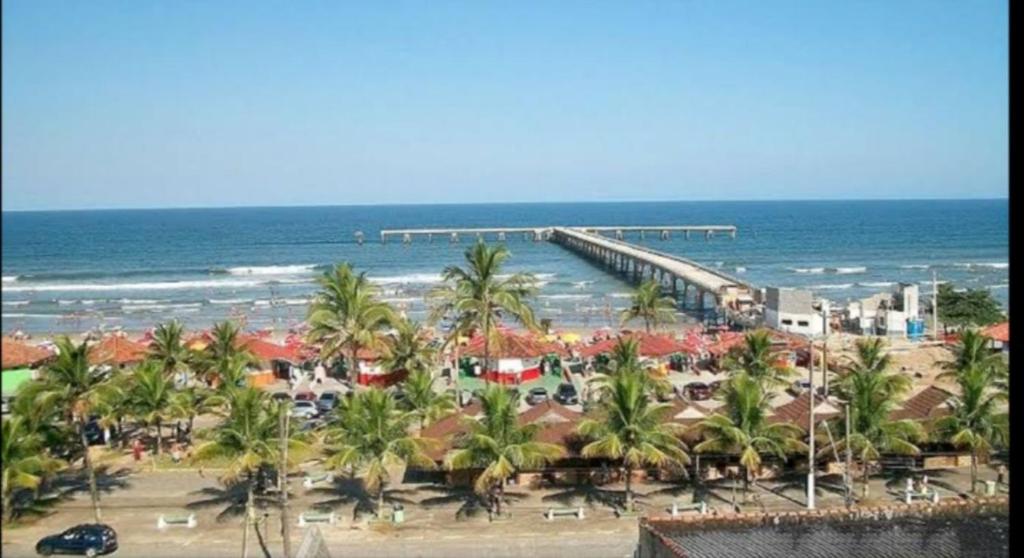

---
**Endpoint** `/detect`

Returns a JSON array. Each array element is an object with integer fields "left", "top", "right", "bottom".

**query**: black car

[
  {"left": 553, "top": 383, "right": 579, "bottom": 405},
  {"left": 271, "top": 392, "right": 292, "bottom": 403},
  {"left": 525, "top": 387, "right": 549, "bottom": 405},
  {"left": 685, "top": 382, "right": 712, "bottom": 401},
  {"left": 36, "top": 524, "right": 117, "bottom": 556}
]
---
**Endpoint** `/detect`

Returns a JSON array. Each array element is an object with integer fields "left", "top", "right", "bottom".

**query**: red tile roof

[
  {"left": 890, "top": 386, "right": 954, "bottom": 421},
  {"left": 983, "top": 322, "right": 1009, "bottom": 344},
  {"left": 1, "top": 337, "right": 54, "bottom": 369},
  {"left": 240, "top": 337, "right": 304, "bottom": 363},
  {"left": 88, "top": 335, "right": 149, "bottom": 366},
  {"left": 768, "top": 392, "right": 840, "bottom": 431},
  {"left": 462, "top": 332, "right": 567, "bottom": 358},
  {"left": 577, "top": 332, "right": 689, "bottom": 358}
]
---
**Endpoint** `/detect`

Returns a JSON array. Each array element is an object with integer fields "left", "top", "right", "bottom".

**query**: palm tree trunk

[
  {"left": 624, "top": 466, "right": 633, "bottom": 511},
  {"left": 645, "top": 317, "right": 651, "bottom": 333},
  {"left": 155, "top": 420, "right": 162, "bottom": 456},
  {"left": 4, "top": 483, "right": 14, "bottom": 523},
  {"left": 242, "top": 476, "right": 254, "bottom": 558},
  {"left": 862, "top": 460, "right": 870, "bottom": 498},
  {"left": 378, "top": 484, "right": 386, "bottom": 517},
  {"left": 78, "top": 422, "right": 102, "bottom": 522},
  {"left": 350, "top": 345, "right": 360, "bottom": 386},
  {"left": 188, "top": 416, "right": 195, "bottom": 444},
  {"left": 742, "top": 466, "right": 750, "bottom": 504},
  {"left": 971, "top": 449, "right": 978, "bottom": 493}
]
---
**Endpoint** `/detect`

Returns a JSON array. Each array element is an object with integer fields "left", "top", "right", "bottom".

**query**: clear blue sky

[{"left": 1, "top": 1, "right": 1008, "bottom": 210}]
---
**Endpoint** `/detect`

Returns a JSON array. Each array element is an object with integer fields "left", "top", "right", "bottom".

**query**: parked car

[
  {"left": 290, "top": 400, "right": 319, "bottom": 419},
  {"left": 553, "top": 383, "right": 579, "bottom": 405},
  {"left": 293, "top": 391, "right": 317, "bottom": 402},
  {"left": 271, "top": 392, "right": 292, "bottom": 403},
  {"left": 36, "top": 524, "right": 118, "bottom": 556},
  {"left": 525, "top": 387, "right": 549, "bottom": 406},
  {"left": 316, "top": 391, "right": 341, "bottom": 413},
  {"left": 83, "top": 419, "right": 105, "bottom": 446},
  {"left": 685, "top": 382, "right": 712, "bottom": 401},
  {"left": 2, "top": 396, "right": 11, "bottom": 415},
  {"left": 790, "top": 379, "right": 812, "bottom": 396}
]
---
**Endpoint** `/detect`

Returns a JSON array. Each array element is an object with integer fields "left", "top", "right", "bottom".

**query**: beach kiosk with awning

[
  {"left": 461, "top": 331, "right": 568, "bottom": 385},
  {"left": 2, "top": 337, "right": 53, "bottom": 412}
]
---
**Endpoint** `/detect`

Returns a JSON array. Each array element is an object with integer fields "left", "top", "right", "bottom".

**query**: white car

[
  {"left": 790, "top": 379, "right": 812, "bottom": 395},
  {"left": 290, "top": 400, "right": 319, "bottom": 419}
]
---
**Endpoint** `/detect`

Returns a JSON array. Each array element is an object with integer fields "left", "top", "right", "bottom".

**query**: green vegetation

[
  {"left": 444, "top": 385, "right": 562, "bottom": 516},
  {"left": 935, "top": 330, "right": 1009, "bottom": 492},
  {"left": 307, "top": 263, "right": 396, "bottom": 382},
  {"left": 323, "top": 388, "right": 435, "bottom": 515},
  {"left": 2, "top": 416, "right": 65, "bottom": 522},
  {"left": 578, "top": 370, "right": 688, "bottom": 511},
  {"left": 723, "top": 330, "right": 793, "bottom": 389},
  {"left": 937, "top": 283, "right": 1004, "bottom": 330},
  {"left": 619, "top": 279, "right": 677, "bottom": 333},
  {"left": 429, "top": 243, "right": 539, "bottom": 384},
  {"left": 829, "top": 338, "right": 924, "bottom": 497}
]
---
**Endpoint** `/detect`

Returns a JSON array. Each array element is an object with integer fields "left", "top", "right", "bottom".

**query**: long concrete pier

[
  {"left": 550, "top": 227, "right": 756, "bottom": 312},
  {"left": 370, "top": 225, "right": 755, "bottom": 313}
]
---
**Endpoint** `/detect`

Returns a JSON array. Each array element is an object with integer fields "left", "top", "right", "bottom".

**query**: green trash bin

[{"left": 392, "top": 504, "right": 404, "bottom": 524}]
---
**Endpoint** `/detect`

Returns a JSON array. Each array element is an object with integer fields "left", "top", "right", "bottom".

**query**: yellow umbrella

[
  {"left": 561, "top": 333, "right": 581, "bottom": 344},
  {"left": 543, "top": 334, "right": 558, "bottom": 343}
]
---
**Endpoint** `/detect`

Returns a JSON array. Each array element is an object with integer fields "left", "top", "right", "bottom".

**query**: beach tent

[
  {"left": 351, "top": 346, "right": 407, "bottom": 387},
  {"left": 1, "top": 337, "right": 54, "bottom": 370},
  {"left": 88, "top": 335, "right": 149, "bottom": 367}
]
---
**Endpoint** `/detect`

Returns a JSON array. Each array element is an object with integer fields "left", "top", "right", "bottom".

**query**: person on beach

[
  {"left": 171, "top": 444, "right": 182, "bottom": 464},
  {"left": 132, "top": 439, "right": 143, "bottom": 462}
]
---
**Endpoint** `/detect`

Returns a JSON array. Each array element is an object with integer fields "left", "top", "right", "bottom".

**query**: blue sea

[{"left": 1, "top": 200, "right": 1008, "bottom": 335}]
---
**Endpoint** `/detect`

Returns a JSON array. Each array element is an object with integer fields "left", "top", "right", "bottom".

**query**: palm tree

[
  {"left": 429, "top": 243, "right": 538, "bottom": 385},
  {"left": 619, "top": 279, "right": 677, "bottom": 333},
  {"left": 93, "top": 370, "right": 134, "bottom": 449},
  {"left": 170, "top": 386, "right": 222, "bottom": 444},
  {"left": 444, "top": 385, "right": 562, "bottom": 516},
  {"left": 830, "top": 338, "right": 924, "bottom": 498},
  {"left": 935, "top": 330, "right": 1009, "bottom": 493},
  {"left": 381, "top": 319, "right": 437, "bottom": 377},
  {"left": 693, "top": 373, "right": 807, "bottom": 502},
  {"left": 2, "top": 416, "right": 65, "bottom": 523},
  {"left": 323, "top": 388, "right": 435, "bottom": 515},
  {"left": 129, "top": 361, "right": 175, "bottom": 456},
  {"left": 213, "top": 353, "right": 256, "bottom": 396},
  {"left": 589, "top": 338, "right": 672, "bottom": 402},
  {"left": 192, "top": 388, "right": 305, "bottom": 558},
  {"left": 149, "top": 320, "right": 189, "bottom": 379},
  {"left": 577, "top": 371, "right": 689, "bottom": 511},
  {"left": 724, "top": 330, "right": 793, "bottom": 388},
  {"left": 400, "top": 369, "right": 456, "bottom": 432},
  {"left": 307, "top": 263, "right": 396, "bottom": 384},
  {"left": 37, "top": 336, "right": 112, "bottom": 522}
]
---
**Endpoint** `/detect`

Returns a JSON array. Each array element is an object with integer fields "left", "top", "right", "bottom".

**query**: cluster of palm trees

[{"left": 0, "top": 241, "right": 1011, "bottom": 541}]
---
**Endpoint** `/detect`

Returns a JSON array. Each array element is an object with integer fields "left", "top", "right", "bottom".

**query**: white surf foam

[
  {"left": 808, "top": 284, "right": 854, "bottom": 290},
  {"left": 572, "top": 281, "right": 595, "bottom": 289},
  {"left": 900, "top": 264, "right": 930, "bottom": 269},
  {"left": 608, "top": 292, "right": 634, "bottom": 298},
  {"left": 734, "top": 267, "right": 747, "bottom": 273},
  {"left": 2, "top": 276, "right": 18, "bottom": 283},
  {"left": 4, "top": 278, "right": 267, "bottom": 293},
  {"left": 209, "top": 298, "right": 253, "bottom": 305},
  {"left": 2, "top": 300, "right": 30, "bottom": 306},
  {"left": 225, "top": 264, "right": 318, "bottom": 275},
  {"left": 539, "top": 294, "right": 592, "bottom": 300},
  {"left": 858, "top": 281, "right": 895, "bottom": 288},
  {"left": 2, "top": 313, "right": 59, "bottom": 319},
  {"left": 122, "top": 302, "right": 203, "bottom": 313},
  {"left": 369, "top": 273, "right": 444, "bottom": 285},
  {"left": 791, "top": 267, "right": 825, "bottom": 274},
  {"left": 832, "top": 266, "right": 867, "bottom": 274}
]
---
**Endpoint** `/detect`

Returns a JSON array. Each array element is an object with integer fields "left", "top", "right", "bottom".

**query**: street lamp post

[{"left": 807, "top": 335, "right": 816, "bottom": 510}]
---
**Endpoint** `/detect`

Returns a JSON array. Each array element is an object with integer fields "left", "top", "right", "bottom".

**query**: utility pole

[
  {"left": 845, "top": 401, "right": 853, "bottom": 507},
  {"left": 279, "top": 406, "right": 292, "bottom": 558},
  {"left": 932, "top": 270, "right": 939, "bottom": 340},
  {"left": 821, "top": 305, "right": 829, "bottom": 397},
  {"left": 807, "top": 336, "right": 816, "bottom": 510}
]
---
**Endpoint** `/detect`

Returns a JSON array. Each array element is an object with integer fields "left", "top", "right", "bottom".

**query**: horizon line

[{"left": 0, "top": 196, "right": 1009, "bottom": 214}]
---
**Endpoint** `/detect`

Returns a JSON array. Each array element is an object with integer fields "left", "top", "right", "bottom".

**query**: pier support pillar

[
  {"left": 355, "top": 231, "right": 365, "bottom": 245},
  {"left": 685, "top": 230, "right": 690, "bottom": 240},
  {"left": 660, "top": 230, "right": 670, "bottom": 241},
  {"left": 403, "top": 233, "right": 412, "bottom": 244},
  {"left": 450, "top": 232, "right": 459, "bottom": 243},
  {"left": 498, "top": 232, "right": 506, "bottom": 242}
]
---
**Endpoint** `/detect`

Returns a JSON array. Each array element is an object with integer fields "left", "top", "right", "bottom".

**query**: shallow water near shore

[{"left": 1, "top": 200, "right": 1008, "bottom": 335}]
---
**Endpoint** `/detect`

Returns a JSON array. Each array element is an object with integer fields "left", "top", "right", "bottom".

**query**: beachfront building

[
  {"left": 459, "top": 331, "right": 568, "bottom": 386},
  {"left": 1, "top": 337, "right": 54, "bottom": 413},
  {"left": 983, "top": 321, "right": 1009, "bottom": 353},
  {"left": 843, "top": 283, "right": 922, "bottom": 337},
  {"left": 764, "top": 287, "right": 829, "bottom": 337},
  {"left": 87, "top": 334, "right": 149, "bottom": 369}
]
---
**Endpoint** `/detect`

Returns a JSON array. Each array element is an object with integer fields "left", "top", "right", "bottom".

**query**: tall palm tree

[
  {"left": 170, "top": 386, "right": 223, "bottom": 444},
  {"left": 400, "top": 369, "right": 456, "bottom": 432},
  {"left": 619, "top": 279, "right": 677, "bottom": 333},
  {"left": 429, "top": 243, "right": 538, "bottom": 385},
  {"left": 381, "top": 319, "right": 437, "bottom": 377},
  {"left": 830, "top": 338, "right": 923, "bottom": 497},
  {"left": 589, "top": 338, "right": 672, "bottom": 402},
  {"left": 129, "top": 362, "right": 176, "bottom": 456},
  {"left": 213, "top": 353, "right": 256, "bottom": 396},
  {"left": 323, "top": 388, "right": 435, "bottom": 515},
  {"left": 935, "top": 330, "right": 1009, "bottom": 493},
  {"left": 444, "top": 385, "right": 562, "bottom": 516},
  {"left": 37, "top": 336, "right": 112, "bottom": 522},
  {"left": 93, "top": 370, "right": 134, "bottom": 449},
  {"left": 724, "top": 330, "right": 793, "bottom": 388},
  {"left": 192, "top": 388, "right": 305, "bottom": 558},
  {"left": 693, "top": 373, "right": 807, "bottom": 502},
  {"left": 577, "top": 371, "right": 689, "bottom": 511},
  {"left": 2, "top": 416, "right": 65, "bottom": 523},
  {"left": 307, "top": 263, "right": 396, "bottom": 383},
  {"left": 149, "top": 320, "right": 189, "bottom": 379}
]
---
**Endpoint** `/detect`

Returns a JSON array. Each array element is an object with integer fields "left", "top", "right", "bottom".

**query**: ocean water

[{"left": 1, "top": 200, "right": 1008, "bottom": 335}]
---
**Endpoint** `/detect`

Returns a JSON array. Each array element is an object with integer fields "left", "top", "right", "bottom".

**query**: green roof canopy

[{"left": 1, "top": 368, "right": 34, "bottom": 398}]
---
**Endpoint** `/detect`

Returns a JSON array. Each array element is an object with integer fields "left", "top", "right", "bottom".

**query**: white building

[
  {"left": 845, "top": 283, "right": 921, "bottom": 336},
  {"left": 764, "top": 287, "right": 829, "bottom": 336}
]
